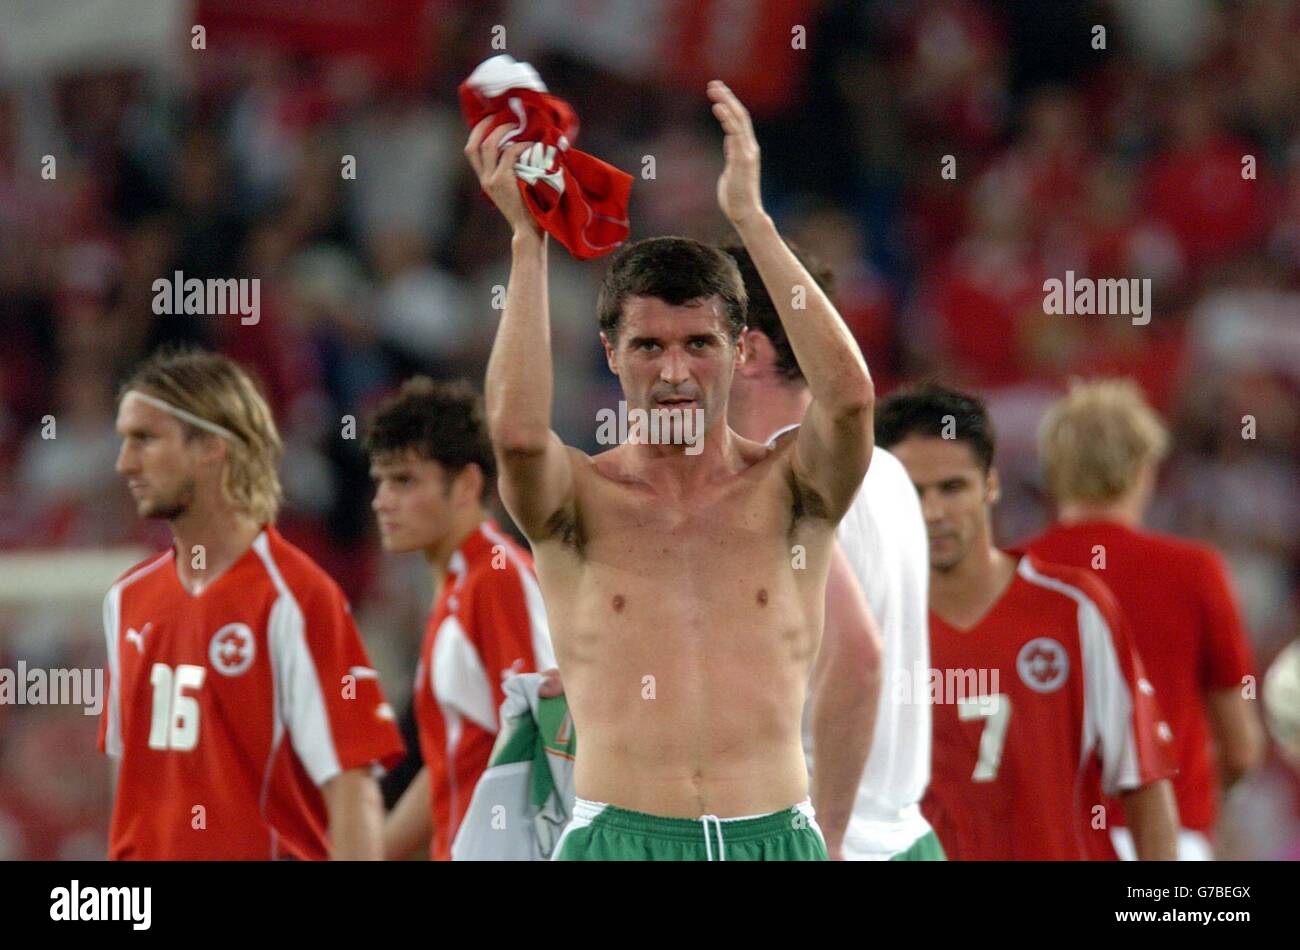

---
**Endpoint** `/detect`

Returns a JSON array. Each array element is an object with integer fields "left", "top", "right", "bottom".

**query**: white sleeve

[
  {"left": 101, "top": 587, "right": 123, "bottom": 758},
  {"left": 1078, "top": 597, "right": 1142, "bottom": 796},
  {"left": 268, "top": 594, "right": 344, "bottom": 786}
]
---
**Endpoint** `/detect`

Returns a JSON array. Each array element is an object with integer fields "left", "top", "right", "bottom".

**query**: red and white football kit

[
  {"left": 414, "top": 520, "right": 555, "bottom": 860},
  {"left": 99, "top": 525, "right": 405, "bottom": 860},
  {"left": 1027, "top": 520, "right": 1256, "bottom": 851},
  {"left": 922, "top": 552, "right": 1177, "bottom": 860}
]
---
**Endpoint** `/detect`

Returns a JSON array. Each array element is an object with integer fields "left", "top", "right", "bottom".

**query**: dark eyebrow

[
  {"left": 626, "top": 335, "right": 660, "bottom": 348},
  {"left": 914, "top": 476, "right": 970, "bottom": 493}
]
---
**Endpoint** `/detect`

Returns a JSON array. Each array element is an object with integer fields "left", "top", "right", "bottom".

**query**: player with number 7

[{"left": 877, "top": 382, "right": 1179, "bottom": 860}]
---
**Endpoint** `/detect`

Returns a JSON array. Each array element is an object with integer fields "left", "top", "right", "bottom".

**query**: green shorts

[
  {"left": 552, "top": 797, "right": 829, "bottom": 861},
  {"left": 888, "top": 829, "right": 947, "bottom": 861}
]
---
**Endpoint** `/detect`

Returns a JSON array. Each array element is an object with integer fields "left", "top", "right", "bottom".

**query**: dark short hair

[
  {"left": 720, "top": 240, "right": 835, "bottom": 383},
  {"left": 875, "top": 382, "right": 997, "bottom": 472},
  {"left": 596, "top": 236, "right": 747, "bottom": 344},
  {"left": 365, "top": 377, "right": 495, "bottom": 502}
]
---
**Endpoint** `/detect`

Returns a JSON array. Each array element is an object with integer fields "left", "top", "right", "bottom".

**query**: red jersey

[
  {"left": 99, "top": 525, "right": 405, "bottom": 860},
  {"left": 415, "top": 520, "right": 554, "bottom": 860},
  {"left": 922, "top": 553, "right": 1177, "bottom": 860},
  {"left": 1027, "top": 520, "right": 1256, "bottom": 832}
]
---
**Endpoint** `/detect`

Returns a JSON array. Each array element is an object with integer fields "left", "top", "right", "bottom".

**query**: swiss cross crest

[
  {"left": 209, "top": 623, "right": 256, "bottom": 676},
  {"left": 1016, "top": 637, "right": 1069, "bottom": 693}
]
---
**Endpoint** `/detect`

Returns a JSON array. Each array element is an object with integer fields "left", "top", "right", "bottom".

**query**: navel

[
  {"left": 756, "top": 588, "right": 768, "bottom": 607},
  {"left": 612, "top": 594, "right": 625, "bottom": 613}
]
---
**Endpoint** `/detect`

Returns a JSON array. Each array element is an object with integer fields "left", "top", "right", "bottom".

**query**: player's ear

[
  {"left": 737, "top": 329, "right": 768, "bottom": 378},
  {"left": 985, "top": 466, "right": 1001, "bottom": 506},
  {"left": 453, "top": 463, "right": 484, "bottom": 508},
  {"left": 599, "top": 331, "right": 618, "bottom": 375}
]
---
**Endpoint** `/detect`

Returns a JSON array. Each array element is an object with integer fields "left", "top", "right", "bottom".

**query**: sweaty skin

[
  {"left": 467, "top": 80, "right": 872, "bottom": 819},
  {"left": 537, "top": 433, "right": 835, "bottom": 818}
]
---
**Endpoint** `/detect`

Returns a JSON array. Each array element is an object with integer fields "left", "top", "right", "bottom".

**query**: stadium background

[{"left": 0, "top": 0, "right": 1296, "bottom": 859}]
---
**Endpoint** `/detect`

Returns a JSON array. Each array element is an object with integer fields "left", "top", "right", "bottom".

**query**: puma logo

[{"left": 125, "top": 623, "right": 153, "bottom": 653}]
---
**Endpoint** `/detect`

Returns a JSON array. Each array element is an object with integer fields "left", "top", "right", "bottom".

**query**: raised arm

[
  {"left": 708, "top": 81, "right": 874, "bottom": 517},
  {"left": 465, "top": 118, "right": 577, "bottom": 540}
]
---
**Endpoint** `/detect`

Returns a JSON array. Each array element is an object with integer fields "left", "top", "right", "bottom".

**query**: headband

[{"left": 124, "top": 389, "right": 239, "bottom": 443}]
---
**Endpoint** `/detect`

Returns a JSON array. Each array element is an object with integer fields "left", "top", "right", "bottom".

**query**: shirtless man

[{"left": 464, "top": 80, "right": 874, "bottom": 860}]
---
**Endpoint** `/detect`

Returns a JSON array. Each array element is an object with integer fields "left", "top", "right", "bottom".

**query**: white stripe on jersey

[
  {"left": 253, "top": 533, "right": 343, "bottom": 787},
  {"left": 101, "top": 552, "right": 171, "bottom": 758},
  {"left": 445, "top": 706, "right": 463, "bottom": 836},
  {"left": 258, "top": 599, "right": 287, "bottom": 858},
  {"left": 480, "top": 521, "right": 557, "bottom": 671},
  {"left": 102, "top": 585, "right": 124, "bottom": 758},
  {"left": 1017, "top": 557, "right": 1141, "bottom": 796},
  {"left": 432, "top": 614, "right": 499, "bottom": 733}
]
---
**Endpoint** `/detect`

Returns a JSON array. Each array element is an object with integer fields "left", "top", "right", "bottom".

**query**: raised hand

[
  {"left": 708, "top": 80, "right": 764, "bottom": 228},
  {"left": 464, "top": 117, "right": 543, "bottom": 238}
]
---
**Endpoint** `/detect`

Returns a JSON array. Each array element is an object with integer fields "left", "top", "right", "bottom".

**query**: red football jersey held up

[
  {"left": 99, "top": 525, "right": 405, "bottom": 860},
  {"left": 923, "top": 553, "right": 1177, "bottom": 860},
  {"left": 1027, "top": 521, "right": 1256, "bottom": 832}
]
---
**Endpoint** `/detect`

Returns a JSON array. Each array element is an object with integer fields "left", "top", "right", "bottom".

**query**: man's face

[
  {"left": 891, "top": 435, "right": 999, "bottom": 573},
  {"left": 370, "top": 450, "right": 458, "bottom": 554},
  {"left": 114, "top": 393, "right": 215, "bottom": 521},
  {"left": 601, "top": 295, "right": 744, "bottom": 439}
]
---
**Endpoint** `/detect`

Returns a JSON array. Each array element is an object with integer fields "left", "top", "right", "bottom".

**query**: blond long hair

[
  {"left": 120, "top": 349, "right": 283, "bottom": 523},
  {"left": 1038, "top": 378, "right": 1169, "bottom": 504}
]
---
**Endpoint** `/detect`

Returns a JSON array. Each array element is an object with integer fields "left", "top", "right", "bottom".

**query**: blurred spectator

[{"left": 0, "top": 0, "right": 1296, "bottom": 859}]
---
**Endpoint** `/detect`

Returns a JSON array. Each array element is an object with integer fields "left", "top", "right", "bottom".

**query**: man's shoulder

[
  {"left": 577, "top": 442, "right": 636, "bottom": 487},
  {"left": 1030, "top": 521, "right": 1212, "bottom": 581},
  {"left": 764, "top": 423, "right": 800, "bottom": 448},
  {"left": 110, "top": 549, "right": 173, "bottom": 592},
  {"left": 860, "top": 447, "right": 916, "bottom": 505},
  {"left": 742, "top": 431, "right": 789, "bottom": 471},
  {"left": 256, "top": 527, "right": 349, "bottom": 609},
  {"left": 842, "top": 446, "right": 923, "bottom": 541},
  {"left": 1129, "top": 527, "right": 1221, "bottom": 575},
  {"left": 1016, "top": 553, "right": 1122, "bottom": 623},
  {"left": 463, "top": 526, "right": 535, "bottom": 590},
  {"left": 105, "top": 551, "right": 174, "bottom": 629}
]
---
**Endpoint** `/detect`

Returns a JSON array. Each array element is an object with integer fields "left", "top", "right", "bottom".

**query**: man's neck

[
  {"left": 171, "top": 506, "right": 263, "bottom": 596},
  {"left": 424, "top": 506, "right": 487, "bottom": 590},
  {"left": 728, "top": 377, "right": 811, "bottom": 444},
  {"left": 621, "top": 410, "right": 742, "bottom": 487},
  {"left": 1057, "top": 498, "right": 1141, "bottom": 528},
  {"left": 930, "top": 544, "right": 1019, "bottom": 630}
]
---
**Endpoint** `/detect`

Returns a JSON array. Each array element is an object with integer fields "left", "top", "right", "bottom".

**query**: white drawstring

[{"left": 700, "top": 815, "right": 725, "bottom": 861}]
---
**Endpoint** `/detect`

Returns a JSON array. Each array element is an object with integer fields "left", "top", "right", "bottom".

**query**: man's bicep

[
  {"left": 791, "top": 401, "right": 873, "bottom": 520},
  {"left": 496, "top": 431, "right": 578, "bottom": 542}
]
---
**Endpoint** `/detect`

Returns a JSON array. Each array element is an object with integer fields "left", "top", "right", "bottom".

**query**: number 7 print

[{"left": 957, "top": 693, "right": 1011, "bottom": 781}]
